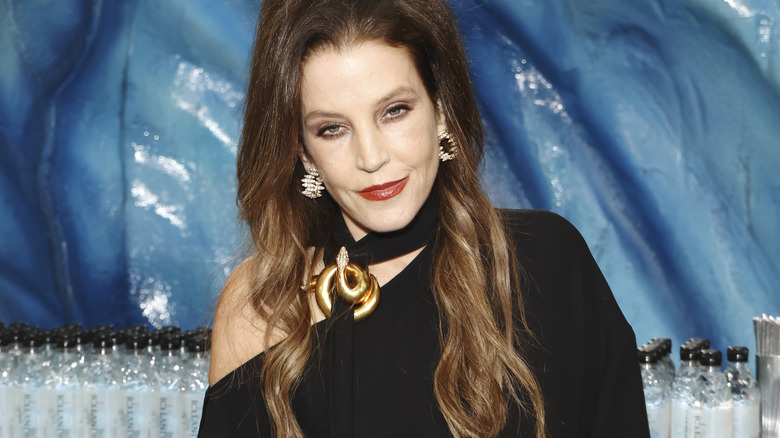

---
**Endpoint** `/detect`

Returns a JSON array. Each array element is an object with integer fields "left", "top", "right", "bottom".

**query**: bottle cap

[
  {"left": 60, "top": 323, "right": 83, "bottom": 332},
  {"left": 57, "top": 332, "right": 77, "bottom": 349},
  {"left": 73, "top": 329, "right": 90, "bottom": 346},
  {"left": 125, "top": 331, "right": 150, "bottom": 350},
  {"left": 638, "top": 347, "right": 660, "bottom": 364},
  {"left": 651, "top": 338, "right": 672, "bottom": 355},
  {"left": 22, "top": 328, "right": 43, "bottom": 348},
  {"left": 685, "top": 338, "right": 710, "bottom": 349},
  {"left": 699, "top": 348, "right": 722, "bottom": 367},
  {"left": 8, "top": 322, "right": 32, "bottom": 332},
  {"left": 152, "top": 326, "right": 181, "bottom": 347},
  {"left": 92, "top": 330, "right": 115, "bottom": 349},
  {"left": 727, "top": 346, "right": 749, "bottom": 362},
  {"left": 184, "top": 327, "right": 211, "bottom": 353},
  {"left": 159, "top": 332, "right": 182, "bottom": 351},
  {"left": 38, "top": 329, "right": 56, "bottom": 345},
  {"left": 679, "top": 343, "right": 703, "bottom": 361}
]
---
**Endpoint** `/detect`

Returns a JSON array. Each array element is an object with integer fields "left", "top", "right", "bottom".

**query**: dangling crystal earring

[
  {"left": 301, "top": 168, "right": 324, "bottom": 199},
  {"left": 438, "top": 130, "right": 458, "bottom": 161}
]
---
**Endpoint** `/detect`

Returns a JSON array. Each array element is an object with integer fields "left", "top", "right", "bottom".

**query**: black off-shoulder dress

[{"left": 198, "top": 208, "right": 650, "bottom": 437}]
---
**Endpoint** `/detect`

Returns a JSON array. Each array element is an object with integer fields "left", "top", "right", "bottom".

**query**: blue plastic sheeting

[{"left": 1, "top": 0, "right": 778, "bottom": 359}]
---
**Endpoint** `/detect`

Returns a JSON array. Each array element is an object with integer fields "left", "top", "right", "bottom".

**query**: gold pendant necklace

[{"left": 307, "top": 247, "right": 380, "bottom": 322}]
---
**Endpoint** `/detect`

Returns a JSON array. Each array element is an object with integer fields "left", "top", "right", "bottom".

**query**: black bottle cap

[
  {"left": 727, "top": 346, "right": 749, "bottom": 362},
  {"left": 125, "top": 331, "right": 151, "bottom": 350},
  {"left": 684, "top": 338, "right": 710, "bottom": 349},
  {"left": 679, "top": 344, "right": 703, "bottom": 361},
  {"left": 152, "top": 326, "right": 181, "bottom": 347},
  {"left": 638, "top": 348, "right": 660, "bottom": 364},
  {"left": 651, "top": 338, "right": 672, "bottom": 355},
  {"left": 73, "top": 329, "right": 90, "bottom": 346},
  {"left": 699, "top": 349, "right": 722, "bottom": 367},
  {"left": 8, "top": 322, "right": 32, "bottom": 332},
  {"left": 121, "top": 325, "right": 149, "bottom": 335},
  {"left": 57, "top": 332, "right": 77, "bottom": 349},
  {"left": 184, "top": 327, "right": 212, "bottom": 353},
  {"left": 22, "top": 328, "right": 43, "bottom": 348},
  {"left": 59, "top": 323, "right": 83, "bottom": 332},
  {"left": 38, "top": 329, "right": 57, "bottom": 345},
  {"left": 159, "top": 332, "right": 182, "bottom": 351},
  {"left": 92, "top": 331, "right": 115, "bottom": 349}
]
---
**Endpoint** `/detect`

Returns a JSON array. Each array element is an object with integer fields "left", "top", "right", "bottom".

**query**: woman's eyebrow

[
  {"left": 372, "top": 86, "right": 418, "bottom": 109},
  {"left": 303, "top": 110, "right": 344, "bottom": 124},
  {"left": 303, "top": 86, "right": 419, "bottom": 124}
]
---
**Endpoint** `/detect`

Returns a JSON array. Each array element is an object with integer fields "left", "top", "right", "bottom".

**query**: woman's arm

[{"left": 209, "top": 257, "right": 270, "bottom": 386}]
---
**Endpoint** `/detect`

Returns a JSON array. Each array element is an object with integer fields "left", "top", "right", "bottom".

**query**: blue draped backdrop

[{"left": 1, "top": 0, "right": 778, "bottom": 363}]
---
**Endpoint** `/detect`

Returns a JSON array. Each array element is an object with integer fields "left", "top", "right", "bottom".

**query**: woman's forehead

[{"left": 300, "top": 41, "right": 430, "bottom": 116}]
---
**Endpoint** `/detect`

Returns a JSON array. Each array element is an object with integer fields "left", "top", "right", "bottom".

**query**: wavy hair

[{"left": 235, "top": 0, "right": 545, "bottom": 436}]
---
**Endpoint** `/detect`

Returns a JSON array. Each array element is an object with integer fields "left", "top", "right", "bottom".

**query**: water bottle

[
  {"left": 670, "top": 339, "right": 706, "bottom": 437},
  {"left": 652, "top": 338, "right": 676, "bottom": 383},
  {"left": 15, "top": 329, "right": 50, "bottom": 438},
  {"left": 724, "top": 346, "right": 760, "bottom": 438},
  {"left": 639, "top": 347, "right": 671, "bottom": 437},
  {"left": 151, "top": 331, "right": 182, "bottom": 438},
  {"left": 180, "top": 329, "right": 210, "bottom": 437},
  {"left": 120, "top": 330, "right": 153, "bottom": 438},
  {"left": 0, "top": 328, "right": 14, "bottom": 438},
  {"left": 51, "top": 331, "right": 83, "bottom": 438},
  {"left": 81, "top": 330, "right": 122, "bottom": 437},
  {"left": 689, "top": 349, "right": 734, "bottom": 438}
]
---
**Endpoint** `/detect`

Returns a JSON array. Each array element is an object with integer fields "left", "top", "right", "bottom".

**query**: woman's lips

[{"left": 357, "top": 177, "right": 408, "bottom": 201}]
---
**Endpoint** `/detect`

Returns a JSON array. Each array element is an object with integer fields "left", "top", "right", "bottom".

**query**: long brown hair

[{"left": 236, "top": 0, "right": 545, "bottom": 436}]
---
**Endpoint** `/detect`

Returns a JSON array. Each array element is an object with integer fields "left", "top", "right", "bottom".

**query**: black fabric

[
  {"left": 198, "top": 210, "right": 651, "bottom": 437},
  {"left": 321, "top": 189, "right": 439, "bottom": 438},
  {"left": 322, "top": 190, "right": 439, "bottom": 268}
]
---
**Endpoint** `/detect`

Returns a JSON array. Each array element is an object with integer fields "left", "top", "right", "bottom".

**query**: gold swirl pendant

[{"left": 308, "top": 247, "right": 380, "bottom": 322}]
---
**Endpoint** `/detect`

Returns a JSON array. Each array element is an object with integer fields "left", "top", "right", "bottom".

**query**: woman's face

[{"left": 300, "top": 40, "right": 445, "bottom": 240}]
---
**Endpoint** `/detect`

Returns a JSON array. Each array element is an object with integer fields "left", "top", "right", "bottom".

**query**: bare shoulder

[{"left": 208, "top": 257, "right": 269, "bottom": 386}]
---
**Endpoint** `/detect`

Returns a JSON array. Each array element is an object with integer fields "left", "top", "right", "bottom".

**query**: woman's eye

[
  {"left": 386, "top": 104, "right": 410, "bottom": 118},
  {"left": 317, "top": 124, "right": 342, "bottom": 137}
]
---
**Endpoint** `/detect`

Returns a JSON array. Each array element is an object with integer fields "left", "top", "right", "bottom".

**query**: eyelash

[
  {"left": 386, "top": 104, "right": 411, "bottom": 119},
  {"left": 314, "top": 104, "right": 413, "bottom": 138}
]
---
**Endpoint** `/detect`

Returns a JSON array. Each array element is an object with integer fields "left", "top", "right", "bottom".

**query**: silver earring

[
  {"left": 438, "top": 130, "right": 458, "bottom": 161},
  {"left": 301, "top": 168, "right": 324, "bottom": 199}
]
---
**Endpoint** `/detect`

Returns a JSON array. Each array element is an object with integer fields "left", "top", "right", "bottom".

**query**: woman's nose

[{"left": 353, "top": 130, "right": 390, "bottom": 173}]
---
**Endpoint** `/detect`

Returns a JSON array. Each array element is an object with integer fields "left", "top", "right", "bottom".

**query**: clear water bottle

[
  {"left": 724, "top": 346, "right": 760, "bottom": 438},
  {"left": 653, "top": 338, "right": 676, "bottom": 383},
  {"left": 151, "top": 331, "right": 182, "bottom": 438},
  {"left": 0, "top": 328, "right": 14, "bottom": 438},
  {"left": 689, "top": 349, "right": 734, "bottom": 438},
  {"left": 639, "top": 347, "right": 671, "bottom": 437},
  {"left": 120, "top": 330, "right": 153, "bottom": 438},
  {"left": 670, "top": 339, "right": 706, "bottom": 438},
  {"left": 15, "top": 329, "right": 51, "bottom": 438},
  {"left": 51, "top": 331, "right": 84, "bottom": 438},
  {"left": 180, "top": 329, "right": 210, "bottom": 437},
  {"left": 81, "top": 330, "right": 122, "bottom": 437}
]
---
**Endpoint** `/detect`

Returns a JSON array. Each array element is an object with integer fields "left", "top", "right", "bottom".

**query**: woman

[{"left": 200, "top": 0, "right": 649, "bottom": 437}]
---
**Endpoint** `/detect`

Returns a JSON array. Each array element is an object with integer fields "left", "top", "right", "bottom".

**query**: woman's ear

[
  {"left": 435, "top": 100, "right": 448, "bottom": 133},
  {"left": 298, "top": 144, "right": 316, "bottom": 170}
]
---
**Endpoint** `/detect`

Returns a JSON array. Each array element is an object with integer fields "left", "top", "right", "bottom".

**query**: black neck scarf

[
  {"left": 322, "top": 190, "right": 439, "bottom": 438},
  {"left": 323, "top": 191, "right": 440, "bottom": 268}
]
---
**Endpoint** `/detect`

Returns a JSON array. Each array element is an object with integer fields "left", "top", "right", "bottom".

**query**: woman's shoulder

[
  {"left": 498, "top": 209, "right": 588, "bottom": 258},
  {"left": 209, "top": 256, "right": 270, "bottom": 386}
]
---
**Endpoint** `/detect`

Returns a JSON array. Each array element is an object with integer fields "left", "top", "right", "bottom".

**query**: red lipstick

[{"left": 357, "top": 177, "right": 408, "bottom": 201}]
